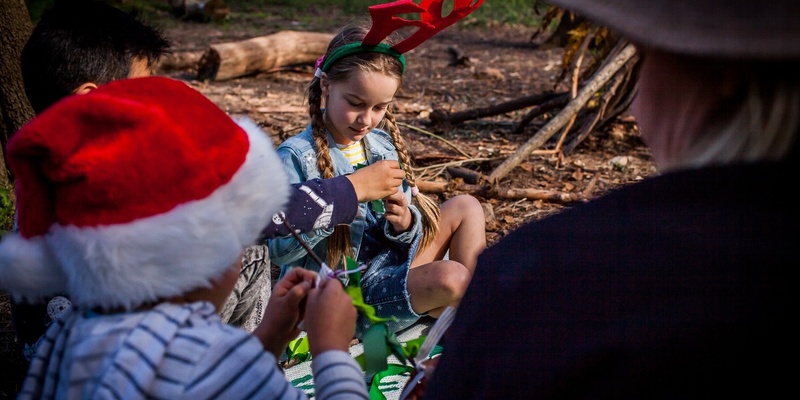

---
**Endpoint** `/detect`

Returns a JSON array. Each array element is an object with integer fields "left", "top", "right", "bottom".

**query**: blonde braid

[
  {"left": 384, "top": 108, "right": 441, "bottom": 251},
  {"left": 308, "top": 76, "right": 353, "bottom": 269},
  {"left": 311, "top": 20, "right": 411, "bottom": 266}
]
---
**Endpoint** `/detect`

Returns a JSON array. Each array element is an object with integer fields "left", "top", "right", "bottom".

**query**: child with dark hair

[
  {"left": 270, "top": 1, "right": 487, "bottom": 334},
  {"left": 21, "top": 0, "right": 171, "bottom": 113},
  {"left": 12, "top": 0, "right": 172, "bottom": 361},
  {"left": 0, "top": 76, "right": 368, "bottom": 399}
]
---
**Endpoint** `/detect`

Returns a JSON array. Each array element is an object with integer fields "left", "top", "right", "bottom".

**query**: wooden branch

[
  {"left": 563, "top": 67, "right": 626, "bottom": 154},
  {"left": 429, "top": 91, "right": 563, "bottom": 125},
  {"left": 416, "top": 180, "right": 487, "bottom": 196},
  {"left": 512, "top": 94, "right": 570, "bottom": 134},
  {"left": 488, "top": 43, "right": 638, "bottom": 183},
  {"left": 564, "top": 53, "right": 641, "bottom": 154},
  {"left": 499, "top": 187, "right": 580, "bottom": 203},
  {"left": 416, "top": 180, "right": 581, "bottom": 203},
  {"left": 446, "top": 166, "right": 487, "bottom": 184},
  {"left": 603, "top": 54, "right": 640, "bottom": 120},
  {"left": 196, "top": 30, "right": 334, "bottom": 81},
  {"left": 157, "top": 50, "right": 204, "bottom": 71}
]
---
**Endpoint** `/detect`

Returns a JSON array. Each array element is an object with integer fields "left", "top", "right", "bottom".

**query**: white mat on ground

[{"left": 283, "top": 319, "right": 433, "bottom": 399}]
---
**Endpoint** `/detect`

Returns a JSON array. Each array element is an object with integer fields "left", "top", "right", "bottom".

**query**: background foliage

[{"left": 26, "top": 0, "right": 547, "bottom": 26}]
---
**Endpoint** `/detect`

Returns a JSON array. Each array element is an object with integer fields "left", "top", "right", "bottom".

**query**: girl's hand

[
  {"left": 383, "top": 188, "right": 413, "bottom": 233},
  {"left": 304, "top": 278, "right": 357, "bottom": 354},
  {"left": 253, "top": 268, "right": 316, "bottom": 358},
  {"left": 347, "top": 160, "right": 405, "bottom": 202}
]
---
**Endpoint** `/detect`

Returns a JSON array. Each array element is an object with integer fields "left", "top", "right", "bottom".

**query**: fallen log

[
  {"left": 416, "top": 180, "right": 581, "bottom": 203},
  {"left": 196, "top": 30, "right": 334, "bottom": 81},
  {"left": 157, "top": 50, "right": 204, "bottom": 71}
]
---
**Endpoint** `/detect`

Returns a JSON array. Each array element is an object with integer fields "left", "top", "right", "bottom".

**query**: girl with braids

[{"left": 269, "top": 21, "right": 486, "bottom": 334}]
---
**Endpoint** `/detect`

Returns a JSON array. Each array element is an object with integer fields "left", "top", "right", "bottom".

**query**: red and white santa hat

[{"left": 0, "top": 76, "right": 289, "bottom": 310}]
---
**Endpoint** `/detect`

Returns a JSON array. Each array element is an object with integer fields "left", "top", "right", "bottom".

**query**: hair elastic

[{"left": 314, "top": 55, "right": 325, "bottom": 78}]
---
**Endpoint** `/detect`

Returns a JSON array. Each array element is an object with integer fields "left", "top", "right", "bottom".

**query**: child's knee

[
  {"left": 442, "top": 194, "right": 484, "bottom": 224},
  {"left": 452, "top": 195, "right": 484, "bottom": 217},
  {"left": 435, "top": 261, "right": 472, "bottom": 297}
]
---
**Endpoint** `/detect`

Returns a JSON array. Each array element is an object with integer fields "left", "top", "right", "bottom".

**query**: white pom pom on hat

[{"left": 0, "top": 76, "right": 289, "bottom": 310}]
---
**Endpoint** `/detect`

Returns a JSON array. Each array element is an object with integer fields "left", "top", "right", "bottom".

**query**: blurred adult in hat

[
  {"left": 425, "top": 1, "right": 798, "bottom": 398},
  {"left": 0, "top": 76, "right": 366, "bottom": 399}
]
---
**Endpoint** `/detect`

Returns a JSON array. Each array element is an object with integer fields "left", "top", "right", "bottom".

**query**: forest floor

[
  {"left": 1, "top": 6, "right": 656, "bottom": 397},
  {"left": 160, "top": 8, "right": 656, "bottom": 245}
]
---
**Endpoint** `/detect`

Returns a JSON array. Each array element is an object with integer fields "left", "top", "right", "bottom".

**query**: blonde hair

[
  {"left": 307, "top": 22, "right": 441, "bottom": 269},
  {"left": 679, "top": 61, "right": 799, "bottom": 169}
]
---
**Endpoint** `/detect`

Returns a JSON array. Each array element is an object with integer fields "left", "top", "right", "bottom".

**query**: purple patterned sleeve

[{"left": 258, "top": 176, "right": 358, "bottom": 240}]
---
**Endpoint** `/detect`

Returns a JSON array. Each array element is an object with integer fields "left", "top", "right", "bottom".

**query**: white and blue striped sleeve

[{"left": 311, "top": 350, "right": 370, "bottom": 400}]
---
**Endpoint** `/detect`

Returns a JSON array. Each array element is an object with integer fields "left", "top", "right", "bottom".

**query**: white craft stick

[{"left": 415, "top": 306, "right": 456, "bottom": 364}]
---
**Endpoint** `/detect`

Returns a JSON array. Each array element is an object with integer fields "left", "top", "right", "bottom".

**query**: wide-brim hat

[
  {"left": 0, "top": 76, "right": 289, "bottom": 310},
  {"left": 548, "top": 0, "right": 800, "bottom": 59}
]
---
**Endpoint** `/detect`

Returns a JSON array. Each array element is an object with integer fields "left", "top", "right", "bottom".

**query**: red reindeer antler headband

[{"left": 319, "top": 0, "right": 484, "bottom": 74}]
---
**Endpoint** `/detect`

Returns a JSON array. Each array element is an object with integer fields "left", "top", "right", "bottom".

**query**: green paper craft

[
  {"left": 363, "top": 324, "right": 390, "bottom": 379},
  {"left": 343, "top": 257, "right": 394, "bottom": 325},
  {"left": 369, "top": 363, "right": 416, "bottom": 400},
  {"left": 282, "top": 256, "right": 432, "bottom": 397},
  {"left": 285, "top": 336, "right": 311, "bottom": 363}
]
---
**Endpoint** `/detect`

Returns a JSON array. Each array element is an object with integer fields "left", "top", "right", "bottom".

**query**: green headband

[{"left": 320, "top": 42, "right": 407, "bottom": 74}]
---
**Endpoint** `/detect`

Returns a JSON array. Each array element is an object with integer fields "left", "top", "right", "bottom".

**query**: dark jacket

[{"left": 426, "top": 159, "right": 797, "bottom": 399}]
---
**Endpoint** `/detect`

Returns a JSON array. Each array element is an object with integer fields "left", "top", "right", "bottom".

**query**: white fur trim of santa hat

[{"left": 0, "top": 77, "right": 289, "bottom": 310}]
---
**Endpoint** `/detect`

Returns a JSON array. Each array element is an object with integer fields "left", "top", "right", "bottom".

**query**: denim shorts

[{"left": 356, "top": 261, "right": 422, "bottom": 335}]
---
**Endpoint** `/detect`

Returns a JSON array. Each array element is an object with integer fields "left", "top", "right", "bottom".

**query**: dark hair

[
  {"left": 307, "top": 21, "right": 441, "bottom": 268},
  {"left": 21, "top": 0, "right": 171, "bottom": 113}
]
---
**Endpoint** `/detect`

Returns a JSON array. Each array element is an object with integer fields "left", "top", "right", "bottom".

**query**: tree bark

[
  {"left": 0, "top": 0, "right": 35, "bottom": 187},
  {"left": 196, "top": 30, "right": 334, "bottom": 81}
]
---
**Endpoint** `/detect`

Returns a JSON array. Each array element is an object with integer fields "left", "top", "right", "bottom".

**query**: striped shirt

[
  {"left": 337, "top": 140, "right": 367, "bottom": 168},
  {"left": 19, "top": 301, "right": 368, "bottom": 399}
]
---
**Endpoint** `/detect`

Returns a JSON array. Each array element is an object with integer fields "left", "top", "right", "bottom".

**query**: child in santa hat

[
  {"left": 0, "top": 76, "right": 368, "bottom": 399},
  {"left": 12, "top": 0, "right": 407, "bottom": 362}
]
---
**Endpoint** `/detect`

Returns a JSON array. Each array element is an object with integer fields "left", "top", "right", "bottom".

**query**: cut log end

[{"left": 196, "top": 49, "right": 221, "bottom": 81}]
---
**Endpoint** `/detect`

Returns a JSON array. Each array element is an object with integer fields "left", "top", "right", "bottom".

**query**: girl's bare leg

[
  {"left": 411, "top": 195, "right": 486, "bottom": 272},
  {"left": 407, "top": 260, "right": 471, "bottom": 318},
  {"left": 407, "top": 195, "right": 486, "bottom": 317}
]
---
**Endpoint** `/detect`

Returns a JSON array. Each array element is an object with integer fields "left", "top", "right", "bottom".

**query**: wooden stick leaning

[{"left": 488, "top": 43, "right": 638, "bottom": 183}]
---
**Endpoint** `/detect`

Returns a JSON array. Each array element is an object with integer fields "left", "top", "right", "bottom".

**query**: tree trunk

[
  {"left": 196, "top": 30, "right": 334, "bottom": 81},
  {"left": 0, "top": 0, "right": 35, "bottom": 188}
]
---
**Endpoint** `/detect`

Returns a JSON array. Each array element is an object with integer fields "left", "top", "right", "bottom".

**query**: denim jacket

[{"left": 269, "top": 124, "right": 422, "bottom": 276}]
